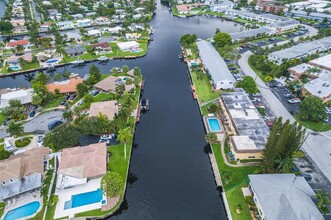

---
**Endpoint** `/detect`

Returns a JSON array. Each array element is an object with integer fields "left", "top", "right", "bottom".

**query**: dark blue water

[{"left": 0, "top": 2, "right": 242, "bottom": 219}]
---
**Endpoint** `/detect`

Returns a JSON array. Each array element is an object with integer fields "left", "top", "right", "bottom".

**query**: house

[
  {"left": 102, "top": 26, "right": 122, "bottom": 34},
  {"left": 94, "top": 75, "right": 135, "bottom": 93},
  {"left": 288, "top": 63, "right": 317, "bottom": 80},
  {"left": 10, "top": 19, "right": 25, "bottom": 27},
  {"left": 89, "top": 101, "right": 120, "bottom": 121},
  {"left": 0, "top": 148, "right": 50, "bottom": 201},
  {"left": 46, "top": 74, "right": 83, "bottom": 94},
  {"left": 220, "top": 89, "right": 270, "bottom": 160},
  {"left": 308, "top": 54, "right": 331, "bottom": 71},
  {"left": 6, "top": 53, "right": 33, "bottom": 67},
  {"left": 38, "top": 23, "right": 51, "bottom": 32},
  {"left": 255, "top": 0, "right": 288, "bottom": 14},
  {"left": 98, "top": 36, "right": 115, "bottom": 44},
  {"left": 87, "top": 29, "right": 102, "bottom": 37},
  {"left": 95, "top": 16, "right": 111, "bottom": 25},
  {"left": 7, "top": 39, "right": 29, "bottom": 49},
  {"left": 49, "top": 9, "right": 62, "bottom": 20},
  {"left": 60, "top": 30, "right": 82, "bottom": 41},
  {"left": 209, "top": 0, "right": 235, "bottom": 12},
  {"left": 71, "top": 13, "right": 83, "bottom": 19},
  {"left": 117, "top": 41, "right": 140, "bottom": 52},
  {"left": 129, "top": 23, "right": 144, "bottom": 32},
  {"left": 230, "top": 27, "right": 273, "bottom": 42},
  {"left": 90, "top": 42, "right": 112, "bottom": 52},
  {"left": 196, "top": 40, "right": 236, "bottom": 90},
  {"left": 65, "top": 45, "right": 86, "bottom": 57},
  {"left": 57, "top": 21, "right": 74, "bottom": 30},
  {"left": 76, "top": 19, "right": 92, "bottom": 27},
  {"left": 249, "top": 174, "right": 324, "bottom": 220},
  {"left": 266, "top": 19, "right": 299, "bottom": 34},
  {"left": 56, "top": 143, "right": 107, "bottom": 189},
  {"left": 0, "top": 88, "right": 33, "bottom": 109},
  {"left": 133, "top": 14, "right": 142, "bottom": 19},
  {"left": 290, "top": 10, "right": 331, "bottom": 22},
  {"left": 303, "top": 74, "right": 331, "bottom": 103},
  {"left": 176, "top": 4, "right": 204, "bottom": 14}
]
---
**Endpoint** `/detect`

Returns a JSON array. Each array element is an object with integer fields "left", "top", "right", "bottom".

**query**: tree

[
  {"left": 63, "top": 110, "right": 73, "bottom": 122},
  {"left": 84, "top": 94, "right": 94, "bottom": 105},
  {"left": 44, "top": 123, "right": 80, "bottom": 150},
  {"left": 261, "top": 118, "right": 305, "bottom": 173},
  {"left": 133, "top": 66, "right": 141, "bottom": 77},
  {"left": 274, "top": 157, "right": 294, "bottom": 173},
  {"left": 213, "top": 32, "right": 232, "bottom": 48},
  {"left": 196, "top": 70, "right": 204, "bottom": 81},
  {"left": 205, "top": 132, "right": 218, "bottom": 144},
  {"left": 299, "top": 96, "right": 327, "bottom": 122},
  {"left": 0, "top": 21, "right": 14, "bottom": 32},
  {"left": 76, "top": 83, "right": 88, "bottom": 97},
  {"left": 116, "top": 84, "right": 125, "bottom": 96},
  {"left": 236, "top": 76, "right": 259, "bottom": 94},
  {"left": 122, "top": 65, "right": 129, "bottom": 74},
  {"left": 117, "top": 127, "right": 133, "bottom": 159},
  {"left": 316, "top": 190, "right": 331, "bottom": 215},
  {"left": 6, "top": 122, "right": 24, "bottom": 138},
  {"left": 14, "top": 45, "right": 24, "bottom": 54},
  {"left": 180, "top": 34, "right": 197, "bottom": 45},
  {"left": 86, "top": 64, "right": 101, "bottom": 85},
  {"left": 100, "top": 172, "right": 124, "bottom": 198},
  {"left": 32, "top": 95, "right": 43, "bottom": 106}
]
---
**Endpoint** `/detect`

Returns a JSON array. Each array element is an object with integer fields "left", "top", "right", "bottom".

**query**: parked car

[
  {"left": 69, "top": 94, "right": 76, "bottom": 100},
  {"left": 288, "top": 98, "right": 301, "bottom": 104},
  {"left": 29, "top": 111, "right": 36, "bottom": 118},
  {"left": 48, "top": 120, "right": 63, "bottom": 130},
  {"left": 300, "top": 173, "right": 312, "bottom": 181},
  {"left": 4, "top": 140, "right": 14, "bottom": 152},
  {"left": 252, "top": 93, "right": 261, "bottom": 97},
  {"left": 99, "top": 139, "right": 110, "bottom": 145},
  {"left": 284, "top": 93, "right": 294, "bottom": 98},
  {"left": 82, "top": 111, "right": 89, "bottom": 115},
  {"left": 141, "top": 98, "right": 149, "bottom": 111},
  {"left": 60, "top": 100, "right": 66, "bottom": 106},
  {"left": 37, "top": 135, "right": 44, "bottom": 147},
  {"left": 77, "top": 100, "right": 83, "bottom": 106},
  {"left": 251, "top": 98, "right": 261, "bottom": 102},
  {"left": 100, "top": 134, "right": 113, "bottom": 141},
  {"left": 90, "top": 90, "right": 99, "bottom": 96}
]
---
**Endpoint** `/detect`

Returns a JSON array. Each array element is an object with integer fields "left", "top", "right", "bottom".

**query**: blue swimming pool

[
  {"left": 45, "top": 59, "right": 59, "bottom": 64},
  {"left": 10, "top": 65, "right": 20, "bottom": 71},
  {"left": 4, "top": 201, "right": 40, "bottom": 220},
  {"left": 208, "top": 118, "right": 222, "bottom": 132},
  {"left": 130, "top": 49, "right": 143, "bottom": 53},
  {"left": 64, "top": 188, "right": 103, "bottom": 209}
]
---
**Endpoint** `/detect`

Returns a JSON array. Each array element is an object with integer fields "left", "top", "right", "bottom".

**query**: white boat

[
  {"left": 98, "top": 56, "right": 108, "bottom": 61},
  {"left": 71, "top": 58, "right": 84, "bottom": 65}
]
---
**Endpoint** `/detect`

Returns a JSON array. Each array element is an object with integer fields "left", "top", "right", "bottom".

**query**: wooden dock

[{"left": 209, "top": 153, "right": 222, "bottom": 187}]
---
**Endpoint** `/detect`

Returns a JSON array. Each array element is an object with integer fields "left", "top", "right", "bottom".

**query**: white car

[
  {"left": 37, "top": 136, "right": 44, "bottom": 147},
  {"left": 251, "top": 98, "right": 261, "bottom": 102}
]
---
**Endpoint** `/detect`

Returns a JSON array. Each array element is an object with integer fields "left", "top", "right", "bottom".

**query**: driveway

[{"left": 0, "top": 110, "right": 63, "bottom": 139}]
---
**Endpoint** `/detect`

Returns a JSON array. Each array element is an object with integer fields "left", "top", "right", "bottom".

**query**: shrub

[{"left": 15, "top": 137, "right": 32, "bottom": 148}]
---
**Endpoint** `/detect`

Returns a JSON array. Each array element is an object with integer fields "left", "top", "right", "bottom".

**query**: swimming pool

[
  {"left": 130, "top": 49, "right": 143, "bottom": 53},
  {"left": 4, "top": 201, "right": 40, "bottom": 220},
  {"left": 45, "top": 59, "right": 59, "bottom": 64},
  {"left": 64, "top": 188, "right": 103, "bottom": 209},
  {"left": 207, "top": 118, "right": 222, "bottom": 132},
  {"left": 10, "top": 65, "right": 20, "bottom": 71}
]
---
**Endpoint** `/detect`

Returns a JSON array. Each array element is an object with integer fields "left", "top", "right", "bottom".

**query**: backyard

[{"left": 191, "top": 70, "right": 221, "bottom": 102}]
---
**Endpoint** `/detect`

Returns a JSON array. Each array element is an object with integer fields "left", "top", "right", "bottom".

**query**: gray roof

[
  {"left": 98, "top": 36, "right": 115, "bottom": 43},
  {"left": 196, "top": 40, "right": 235, "bottom": 83},
  {"left": 60, "top": 30, "right": 82, "bottom": 40},
  {"left": 269, "top": 36, "right": 331, "bottom": 63},
  {"left": 221, "top": 88, "right": 269, "bottom": 149},
  {"left": 267, "top": 19, "right": 300, "bottom": 28},
  {"left": 291, "top": 10, "right": 331, "bottom": 19},
  {"left": 249, "top": 174, "right": 324, "bottom": 220},
  {"left": 230, "top": 27, "right": 272, "bottom": 41},
  {"left": 0, "top": 173, "right": 41, "bottom": 200},
  {"left": 65, "top": 45, "right": 86, "bottom": 55}
]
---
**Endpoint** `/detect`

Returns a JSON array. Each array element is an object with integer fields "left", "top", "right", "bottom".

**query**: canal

[{"left": 0, "top": 1, "right": 242, "bottom": 219}]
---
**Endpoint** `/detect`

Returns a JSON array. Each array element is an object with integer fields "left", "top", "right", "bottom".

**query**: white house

[
  {"left": 87, "top": 29, "right": 102, "bottom": 37},
  {"left": 117, "top": 41, "right": 140, "bottom": 52}
]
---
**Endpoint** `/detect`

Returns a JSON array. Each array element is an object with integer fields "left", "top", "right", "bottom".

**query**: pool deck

[
  {"left": 1, "top": 192, "right": 42, "bottom": 220},
  {"left": 54, "top": 178, "right": 105, "bottom": 219}
]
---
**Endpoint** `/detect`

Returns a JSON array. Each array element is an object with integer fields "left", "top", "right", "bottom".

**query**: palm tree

[
  {"left": 6, "top": 122, "right": 24, "bottom": 139},
  {"left": 316, "top": 190, "right": 331, "bottom": 214},
  {"left": 205, "top": 132, "right": 218, "bottom": 144},
  {"left": 117, "top": 127, "right": 133, "bottom": 159},
  {"left": 275, "top": 157, "right": 294, "bottom": 173},
  {"left": 63, "top": 110, "right": 73, "bottom": 122}
]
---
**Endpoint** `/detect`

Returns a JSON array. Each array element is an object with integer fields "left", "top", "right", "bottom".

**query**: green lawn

[
  {"left": 108, "top": 143, "right": 131, "bottom": 179},
  {"left": 191, "top": 71, "right": 221, "bottom": 102},
  {"left": 0, "top": 113, "right": 9, "bottom": 125},
  {"left": 247, "top": 56, "right": 267, "bottom": 82},
  {"left": 45, "top": 195, "right": 58, "bottom": 220},
  {"left": 0, "top": 202, "right": 5, "bottom": 219},
  {"left": 43, "top": 96, "right": 64, "bottom": 109},
  {"left": 0, "top": 144, "right": 11, "bottom": 160},
  {"left": 93, "top": 93, "right": 116, "bottom": 103},
  {"left": 211, "top": 144, "right": 257, "bottom": 220},
  {"left": 294, "top": 115, "right": 331, "bottom": 131}
]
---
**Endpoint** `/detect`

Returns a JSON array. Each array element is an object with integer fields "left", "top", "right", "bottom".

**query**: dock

[{"left": 209, "top": 153, "right": 222, "bottom": 187}]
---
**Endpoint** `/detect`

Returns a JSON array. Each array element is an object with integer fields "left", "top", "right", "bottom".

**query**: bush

[
  {"left": 15, "top": 137, "right": 32, "bottom": 148},
  {"left": 245, "top": 196, "right": 256, "bottom": 206},
  {"left": 264, "top": 76, "right": 273, "bottom": 82}
]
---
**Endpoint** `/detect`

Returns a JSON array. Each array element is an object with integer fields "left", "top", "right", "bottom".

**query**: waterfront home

[
  {"left": 309, "top": 53, "right": 331, "bottom": 71},
  {"left": 90, "top": 42, "right": 112, "bottom": 52},
  {"left": 208, "top": 0, "right": 235, "bottom": 12},
  {"left": 0, "top": 147, "right": 51, "bottom": 201},
  {"left": 129, "top": 23, "right": 144, "bottom": 32},
  {"left": 125, "top": 33, "right": 141, "bottom": 40},
  {"left": 65, "top": 45, "right": 86, "bottom": 57},
  {"left": 71, "top": 13, "right": 84, "bottom": 19},
  {"left": 95, "top": 16, "right": 111, "bottom": 25},
  {"left": 98, "top": 36, "right": 115, "bottom": 44},
  {"left": 102, "top": 26, "right": 122, "bottom": 34},
  {"left": 196, "top": 40, "right": 236, "bottom": 90},
  {"left": 287, "top": 63, "right": 318, "bottom": 80},
  {"left": 117, "top": 41, "right": 140, "bottom": 52},
  {"left": 219, "top": 88, "right": 270, "bottom": 160},
  {"left": 248, "top": 174, "right": 324, "bottom": 220},
  {"left": 89, "top": 101, "right": 120, "bottom": 121},
  {"left": 56, "top": 143, "right": 107, "bottom": 189},
  {"left": 0, "top": 88, "right": 33, "bottom": 109},
  {"left": 76, "top": 19, "right": 93, "bottom": 27},
  {"left": 176, "top": 3, "right": 204, "bottom": 14},
  {"left": 94, "top": 75, "right": 135, "bottom": 93},
  {"left": 7, "top": 39, "right": 30, "bottom": 49},
  {"left": 60, "top": 30, "right": 82, "bottom": 42},
  {"left": 87, "top": 29, "right": 102, "bottom": 37},
  {"left": 46, "top": 74, "right": 83, "bottom": 94},
  {"left": 57, "top": 21, "right": 74, "bottom": 30},
  {"left": 6, "top": 53, "right": 33, "bottom": 66},
  {"left": 268, "top": 36, "right": 331, "bottom": 64}
]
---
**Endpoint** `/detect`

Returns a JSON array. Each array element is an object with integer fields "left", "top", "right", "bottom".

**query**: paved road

[
  {"left": 238, "top": 50, "right": 331, "bottom": 184},
  {"left": 0, "top": 110, "right": 63, "bottom": 139}
]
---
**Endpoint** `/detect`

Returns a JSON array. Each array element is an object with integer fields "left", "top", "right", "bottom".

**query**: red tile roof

[
  {"left": 8, "top": 40, "right": 28, "bottom": 47},
  {"left": 46, "top": 76, "right": 83, "bottom": 94}
]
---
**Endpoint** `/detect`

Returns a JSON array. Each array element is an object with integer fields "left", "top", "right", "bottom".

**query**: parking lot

[{"left": 269, "top": 85, "right": 300, "bottom": 115}]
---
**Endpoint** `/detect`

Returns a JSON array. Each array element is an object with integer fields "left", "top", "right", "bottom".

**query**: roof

[
  {"left": 90, "top": 42, "right": 111, "bottom": 49},
  {"left": 0, "top": 147, "right": 50, "bottom": 183},
  {"left": 304, "top": 75, "right": 331, "bottom": 98},
  {"left": 89, "top": 101, "right": 119, "bottom": 121},
  {"left": 8, "top": 39, "right": 28, "bottom": 47},
  {"left": 117, "top": 41, "right": 139, "bottom": 50},
  {"left": 221, "top": 88, "right": 270, "bottom": 150},
  {"left": 230, "top": 27, "right": 272, "bottom": 41},
  {"left": 0, "top": 88, "right": 33, "bottom": 109},
  {"left": 249, "top": 174, "right": 324, "bottom": 220},
  {"left": 94, "top": 75, "right": 119, "bottom": 92},
  {"left": 309, "top": 54, "right": 331, "bottom": 70},
  {"left": 60, "top": 30, "right": 82, "bottom": 40},
  {"left": 46, "top": 75, "right": 83, "bottom": 93},
  {"left": 288, "top": 63, "right": 316, "bottom": 75},
  {"left": 58, "top": 143, "right": 107, "bottom": 179},
  {"left": 65, "top": 45, "right": 86, "bottom": 55},
  {"left": 196, "top": 40, "right": 235, "bottom": 83},
  {"left": 230, "top": 135, "right": 258, "bottom": 152},
  {"left": 0, "top": 173, "right": 42, "bottom": 200}
]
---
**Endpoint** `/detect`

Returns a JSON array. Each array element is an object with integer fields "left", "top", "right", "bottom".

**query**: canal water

[{"left": 0, "top": 1, "right": 242, "bottom": 219}]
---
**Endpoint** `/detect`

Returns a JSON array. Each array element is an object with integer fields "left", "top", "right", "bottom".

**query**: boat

[
  {"left": 46, "top": 64, "right": 55, "bottom": 72},
  {"left": 71, "top": 58, "right": 84, "bottom": 65},
  {"left": 97, "top": 56, "right": 108, "bottom": 62},
  {"left": 149, "top": 36, "right": 154, "bottom": 41},
  {"left": 178, "top": 54, "right": 183, "bottom": 59}
]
